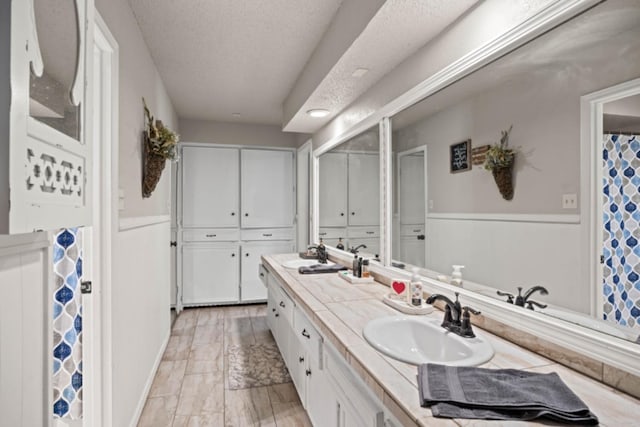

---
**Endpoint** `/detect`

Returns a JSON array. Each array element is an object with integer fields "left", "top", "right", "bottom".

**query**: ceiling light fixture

[
  {"left": 306, "top": 109, "right": 330, "bottom": 118},
  {"left": 352, "top": 68, "right": 369, "bottom": 78}
]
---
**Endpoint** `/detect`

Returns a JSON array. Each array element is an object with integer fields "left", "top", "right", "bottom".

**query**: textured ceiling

[
  {"left": 129, "top": 0, "right": 478, "bottom": 132},
  {"left": 129, "top": 0, "right": 343, "bottom": 125}
]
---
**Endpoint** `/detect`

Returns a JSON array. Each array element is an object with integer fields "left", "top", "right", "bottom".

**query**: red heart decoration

[{"left": 392, "top": 281, "right": 406, "bottom": 294}]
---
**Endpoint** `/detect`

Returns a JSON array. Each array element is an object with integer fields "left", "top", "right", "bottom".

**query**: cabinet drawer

[
  {"left": 268, "top": 276, "right": 295, "bottom": 324},
  {"left": 294, "top": 308, "right": 322, "bottom": 364},
  {"left": 319, "top": 227, "right": 347, "bottom": 239},
  {"left": 347, "top": 227, "right": 380, "bottom": 238},
  {"left": 400, "top": 224, "right": 425, "bottom": 236},
  {"left": 182, "top": 228, "right": 239, "bottom": 242},
  {"left": 241, "top": 228, "right": 295, "bottom": 241}
]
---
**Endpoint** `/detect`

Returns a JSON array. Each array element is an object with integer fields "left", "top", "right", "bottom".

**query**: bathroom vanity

[{"left": 262, "top": 253, "right": 640, "bottom": 427}]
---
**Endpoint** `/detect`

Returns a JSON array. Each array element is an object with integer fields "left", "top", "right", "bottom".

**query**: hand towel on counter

[
  {"left": 418, "top": 364, "right": 598, "bottom": 425},
  {"left": 297, "top": 264, "right": 348, "bottom": 274}
]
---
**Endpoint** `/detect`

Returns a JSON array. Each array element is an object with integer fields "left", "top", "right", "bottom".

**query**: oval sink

[
  {"left": 282, "top": 259, "right": 334, "bottom": 270},
  {"left": 363, "top": 316, "right": 494, "bottom": 366}
]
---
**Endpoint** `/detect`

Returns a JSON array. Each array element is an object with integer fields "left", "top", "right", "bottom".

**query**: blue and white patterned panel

[
  {"left": 602, "top": 134, "right": 640, "bottom": 331},
  {"left": 52, "top": 228, "right": 83, "bottom": 419}
]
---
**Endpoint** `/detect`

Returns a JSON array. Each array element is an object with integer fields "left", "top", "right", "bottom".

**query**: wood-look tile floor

[{"left": 138, "top": 304, "right": 312, "bottom": 427}]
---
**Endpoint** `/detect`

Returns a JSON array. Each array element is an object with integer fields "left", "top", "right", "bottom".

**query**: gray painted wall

[
  {"left": 179, "top": 119, "right": 300, "bottom": 148},
  {"left": 97, "top": 0, "right": 178, "bottom": 220}
]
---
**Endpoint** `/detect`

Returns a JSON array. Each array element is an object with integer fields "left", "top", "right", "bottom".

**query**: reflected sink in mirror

[
  {"left": 363, "top": 316, "right": 494, "bottom": 366},
  {"left": 282, "top": 259, "right": 334, "bottom": 270}
]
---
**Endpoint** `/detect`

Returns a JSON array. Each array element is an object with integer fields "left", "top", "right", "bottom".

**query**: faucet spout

[
  {"left": 349, "top": 244, "right": 367, "bottom": 254},
  {"left": 425, "top": 293, "right": 461, "bottom": 323},
  {"left": 523, "top": 285, "right": 548, "bottom": 302}
]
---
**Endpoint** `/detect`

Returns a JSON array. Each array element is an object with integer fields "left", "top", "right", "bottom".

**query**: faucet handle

[
  {"left": 460, "top": 306, "right": 480, "bottom": 338},
  {"left": 526, "top": 300, "right": 547, "bottom": 310},
  {"left": 496, "top": 290, "right": 514, "bottom": 304}
]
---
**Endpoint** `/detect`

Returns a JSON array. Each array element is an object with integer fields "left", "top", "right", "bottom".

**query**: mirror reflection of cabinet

[
  {"left": 0, "top": 0, "right": 93, "bottom": 234},
  {"left": 318, "top": 144, "right": 380, "bottom": 254}
]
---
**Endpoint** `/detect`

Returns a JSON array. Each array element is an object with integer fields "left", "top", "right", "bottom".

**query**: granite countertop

[{"left": 261, "top": 253, "right": 640, "bottom": 427}]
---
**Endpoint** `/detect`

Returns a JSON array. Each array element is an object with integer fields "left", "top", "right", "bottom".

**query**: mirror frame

[{"left": 312, "top": 0, "right": 640, "bottom": 378}]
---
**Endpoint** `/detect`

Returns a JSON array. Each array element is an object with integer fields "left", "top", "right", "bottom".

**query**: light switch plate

[{"left": 562, "top": 193, "right": 577, "bottom": 209}]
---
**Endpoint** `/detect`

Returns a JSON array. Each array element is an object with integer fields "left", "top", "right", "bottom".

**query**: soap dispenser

[
  {"left": 410, "top": 267, "right": 423, "bottom": 306},
  {"left": 451, "top": 265, "right": 465, "bottom": 287}
]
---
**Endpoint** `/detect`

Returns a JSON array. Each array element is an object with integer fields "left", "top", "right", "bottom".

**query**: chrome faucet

[
  {"left": 425, "top": 292, "right": 480, "bottom": 338},
  {"left": 349, "top": 244, "right": 367, "bottom": 254}
]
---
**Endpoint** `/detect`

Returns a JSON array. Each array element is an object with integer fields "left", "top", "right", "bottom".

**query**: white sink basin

[
  {"left": 282, "top": 259, "right": 334, "bottom": 270},
  {"left": 363, "top": 316, "right": 494, "bottom": 366}
]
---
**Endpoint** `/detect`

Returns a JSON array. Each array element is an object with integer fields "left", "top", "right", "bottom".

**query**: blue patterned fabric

[
  {"left": 52, "top": 228, "right": 83, "bottom": 419},
  {"left": 602, "top": 134, "right": 640, "bottom": 331}
]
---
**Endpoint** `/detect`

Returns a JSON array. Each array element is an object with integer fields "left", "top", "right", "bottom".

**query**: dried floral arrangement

[
  {"left": 484, "top": 126, "right": 516, "bottom": 200},
  {"left": 143, "top": 98, "right": 179, "bottom": 160},
  {"left": 483, "top": 125, "right": 515, "bottom": 171},
  {"left": 142, "top": 98, "right": 179, "bottom": 198}
]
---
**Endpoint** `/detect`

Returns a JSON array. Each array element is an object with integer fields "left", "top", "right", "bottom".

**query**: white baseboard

[{"left": 129, "top": 330, "right": 170, "bottom": 427}]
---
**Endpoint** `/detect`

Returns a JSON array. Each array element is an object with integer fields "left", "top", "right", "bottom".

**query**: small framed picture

[{"left": 450, "top": 139, "right": 471, "bottom": 173}]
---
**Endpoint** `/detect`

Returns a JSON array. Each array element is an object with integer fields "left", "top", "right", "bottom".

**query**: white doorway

[
  {"left": 582, "top": 78, "right": 640, "bottom": 327},
  {"left": 83, "top": 12, "right": 118, "bottom": 427}
]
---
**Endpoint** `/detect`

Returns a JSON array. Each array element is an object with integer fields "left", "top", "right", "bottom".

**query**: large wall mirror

[
  {"left": 390, "top": 0, "right": 640, "bottom": 343},
  {"left": 29, "top": 0, "right": 82, "bottom": 140},
  {"left": 318, "top": 125, "right": 381, "bottom": 258}
]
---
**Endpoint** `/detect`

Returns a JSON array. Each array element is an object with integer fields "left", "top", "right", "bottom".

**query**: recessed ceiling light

[
  {"left": 306, "top": 109, "right": 330, "bottom": 118},
  {"left": 352, "top": 68, "right": 369, "bottom": 78},
  {"left": 232, "top": 112, "right": 241, "bottom": 117}
]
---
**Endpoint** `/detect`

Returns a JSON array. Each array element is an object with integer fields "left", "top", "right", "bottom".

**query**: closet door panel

[
  {"left": 319, "top": 152, "right": 348, "bottom": 227},
  {"left": 348, "top": 153, "right": 379, "bottom": 226},
  {"left": 182, "top": 146, "right": 239, "bottom": 228},
  {"left": 241, "top": 149, "right": 294, "bottom": 228},
  {"left": 182, "top": 243, "right": 239, "bottom": 305}
]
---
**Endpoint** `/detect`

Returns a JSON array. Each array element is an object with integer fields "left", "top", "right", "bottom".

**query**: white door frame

[
  {"left": 83, "top": 12, "right": 118, "bottom": 427},
  {"left": 581, "top": 77, "right": 640, "bottom": 318},
  {"left": 297, "top": 140, "right": 312, "bottom": 251}
]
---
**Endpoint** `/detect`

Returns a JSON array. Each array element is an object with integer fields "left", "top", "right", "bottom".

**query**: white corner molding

[
  {"left": 427, "top": 213, "right": 581, "bottom": 224},
  {"left": 119, "top": 215, "right": 171, "bottom": 231}
]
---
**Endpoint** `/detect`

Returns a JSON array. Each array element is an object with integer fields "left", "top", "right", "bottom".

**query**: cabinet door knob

[
  {"left": 272, "top": 308, "right": 276, "bottom": 312},
  {"left": 231, "top": 253, "right": 235, "bottom": 257},
  {"left": 245, "top": 253, "right": 250, "bottom": 257},
  {"left": 305, "top": 369, "right": 311, "bottom": 376},
  {"left": 340, "top": 212, "right": 344, "bottom": 216},
  {"left": 351, "top": 212, "right": 355, "bottom": 216},
  {"left": 299, "top": 356, "right": 304, "bottom": 363},
  {"left": 279, "top": 301, "right": 285, "bottom": 308},
  {"left": 301, "top": 329, "right": 311, "bottom": 339},
  {"left": 231, "top": 212, "right": 236, "bottom": 216},
  {"left": 275, "top": 313, "right": 279, "bottom": 317},
  {"left": 244, "top": 213, "right": 249, "bottom": 217}
]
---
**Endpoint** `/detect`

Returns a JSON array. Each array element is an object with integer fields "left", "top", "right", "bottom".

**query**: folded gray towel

[
  {"left": 298, "top": 264, "right": 347, "bottom": 274},
  {"left": 418, "top": 364, "right": 598, "bottom": 425}
]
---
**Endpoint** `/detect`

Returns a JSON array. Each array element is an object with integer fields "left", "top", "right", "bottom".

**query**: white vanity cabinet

[
  {"left": 181, "top": 146, "right": 239, "bottom": 228},
  {"left": 240, "top": 236, "right": 294, "bottom": 302},
  {"left": 241, "top": 149, "right": 295, "bottom": 228},
  {"left": 0, "top": 0, "right": 94, "bottom": 234},
  {"left": 266, "top": 270, "right": 388, "bottom": 427}
]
